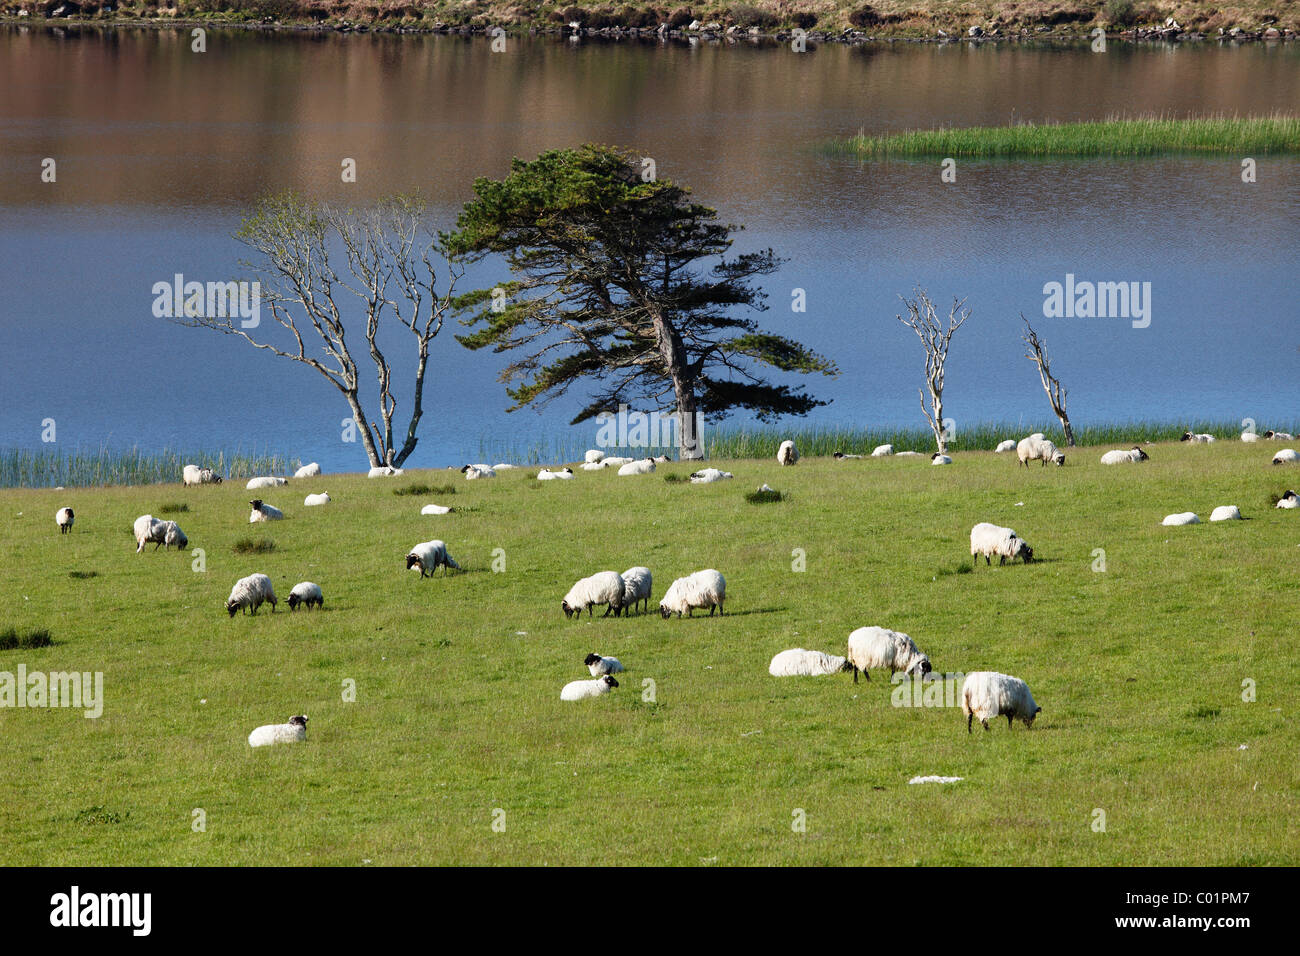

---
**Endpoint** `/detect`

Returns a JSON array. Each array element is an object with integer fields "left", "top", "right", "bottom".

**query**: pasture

[{"left": 0, "top": 440, "right": 1296, "bottom": 865}]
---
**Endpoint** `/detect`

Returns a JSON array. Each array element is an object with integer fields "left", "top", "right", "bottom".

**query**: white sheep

[
  {"left": 1272, "top": 449, "right": 1299, "bottom": 465},
  {"left": 776, "top": 440, "right": 799, "bottom": 466},
  {"left": 226, "top": 572, "right": 276, "bottom": 616},
  {"left": 560, "top": 675, "right": 619, "bottom": 701},
  {"left": 833, "top": 451, "right": 863, "bottom": 460},
  {"left": 368, "top": 465, "right": 404, "bottom": 478},
  {"left": 894, "top": 451, "right": 924, "bottom": 457},
  {"left": 1180, "top": 432, "right": 1216, "bottom": 444},
  {"left": 461, "top": 464, "right": 495, "bottom": 479},
  {"left": 1017, "top": 435, "right": 1065, "bottom": 467},
  {"left": 600, "top": 456, "right": 634, "bottom": 468},
  {"left": 846, "top": 626, "right": 931, "bottom": 683},
  {"left": 183, "top": 464, "right": 222, "bottom": 486},
  {"left": 492, "top": 463, "right": 517, "bottom": 471},
  {"left": 406, "top": 540, "right": 460, "bottom": 577},
  {"left": 248, "top": 498, "right": 284, "bottom": 522},
  {"left": 580, "top": 461, "right": 609, "bottom": 471},
  {"left": 1241, "top": 430, "right": 1260, "bottom": 442},
  {"left": 133, "top": 514, "right": 187, "bottom": 553},
  {"left": 620, "top": 566, "right": 653, "bottom": 614},
  {"left": 1276, "top": 490, "right": 1298, "bottom": 509},
  {"left": 248, "top": 714, "right": 308, "bottom": 747},
  {"left": 653, "top": 454, "right": 672, "bottom": 462},
  {"left": 1100, "top": 446, "right": 1150, "bottom": 465},
  {"left": 303, "top": 492, "right": 331, "bottom": 507},
  {"left": 689, "top": 468, "right": 733, "bottom": 483},
  {"left": 1265, "top": 430, "right": 1295, "bottom": 440},
  {"left": 584, "top": 653, "right": 625, "bottom": 676},
  {"left": 293, "top": 462, "right": 322, "bottom": 478},
  {"left": 768, "top": 648, "right": 853, "bottom": 677},
  {"left": 287, "top": 581, "right": 323, "bottom": 611},
  {"left": 562, "top": 571, "right": 626, "bottom": 619},
  {"left": 538, "top": 467, "right": 575, "bottom": 480},
  {"left": 931, "top": 453, "right": 952, "bottom": 466},
  {"left": 617, "top": 458, "right": 656, "bottom": 476},
  {"left": 994, "top": 439, "right": 1017, "bottom": 453},
  {"left": 1162, "top": 512, "right": 1200, "bottom": 525},
  {"left": 1209, "top": 505, "right": 1242, "bottom": 522},
  {"left": 584, "top": 449, "right": 606, "bottom": 464},
  {"left": 658, "top": 569, "right": 726, "bottom": 618},
  {"left": 961, "top": 671, "right": 1040, "bottom": 732},
  {"left": 421, "top": 503, "right": 452, "bottom": 515},
  {"left": 55, "top": 506, "right": 74, "bottom": 534},
  {"left": 969, "top": 522, "right": 1034, "bottom": 565},
  {"left": 246, "top": 476, "right": 287, "bottom": 490},
  {"left": 871, "top": 444, "right": 895, "bottom": 457}
]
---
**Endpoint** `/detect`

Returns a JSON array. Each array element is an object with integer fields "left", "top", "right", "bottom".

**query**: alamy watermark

[
  {"left": 594, "top": 403, "right": 704, "bottom": 453},
  {"left": 1042, "top": 273, "right": 1151, "bottom": 329},
  {"left": 151, "top": 273, "right": 260, "bottom": 328},
  {"left": 1, "top": 665, "right": 103, "bottom": 718}
]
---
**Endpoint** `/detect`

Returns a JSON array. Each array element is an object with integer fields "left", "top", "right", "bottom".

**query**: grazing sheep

[
  {"left": 1181, "top": 432, "right": 1216, "bottom": 444},
  {"left": 303, "top": 492, "right": 331, "bottom": 507},
  {"left": 620, "top": 566, "right": 653, "bottom": 614},
  {"left": 421, "top": 503, "right": 452, "bottom": 515},
  {"left": 1100, "top": 446, "right": 1150, "bottom": 465},
  {"left": 226, "top": 573, "right": 276, "bottom": 616},
  {"left": 584, "top": 653, "right": 625, "bottom": 676},
  {"left": 248, "top": 715, "right": 308, "bottom": 748},
  {"left": 248, "top": 499, "right": 284, "bottom": 522},
  {"left": 1272, "top": 449, "right": 1299, "bottom": 465},
  {"left": 689, "top": 468, "right": 733, "bottom": 483},
  {"left": 584, "top": 449, "right": 606, "bottom": 464},
  {"left": 537, "top": 467, "right": 575, "bottom": 480},
  {"left": 658, "top": 569, "right": 726, "bottom": 618},
  {"left": 776, "top": 440, "right": 799, "bottom": 466},
  {"left": 768, "top": 648, "right": 853, "bottom": 677},
  {"left": 1162, "top": 512, "right": 1200, "bottom": 526},
  {"left": 1017, "top": 435, "right": 1065, "bottom": 467},
  {"left": 1276, "top": 490, "right": 1298, "bottom": 509},
  {"left": 961, "top": 671, "right": 1040, "bottom": 732},
  {"left": 931, "top": 453, "right": 952, "bottom": 466},
  {"left": 368, "top": 465, "right": 404, "bottom": 478},
  {"left": 183, "top": 464, "right": 222, "bottom": 486},
  {"left": 293, "top": 462, "right": 322, "bottom": 478},
  {"left": 560, "top": 674, "right": 619, "bottom": 701},
  {"left": 287, "top": 581, "right": 323, "bottom": 611},
  {"left": 994, "top": 439, "right": 1017, "bottom": 453},
  {"left": 871, "top": 444, "right": 895, "bottom": 457},
  {"left": 1242, "top": 430, "right": 1260, "bottom": 442},
  {"left": 1265, "top": 430, "right": 1295, "bottom": 441},
  {"left": 617, "top": 458, "right": 656, "bottom": 476},
  {"left": 846, "top": 626, "right": 931, "bottom": 684},
  {"left": 969, "top": 522, "right": 1034, "bottom": 566},
  {"left": 406, "top": 540, "right": 460, "bottom": 577},
  {"left": 246, "top": 476, "right": 287, "bottom": 490},
  {"left": 461, "top": 464, "right": 495, "bottom": 479},
  {"left": 834, "top": 451, "right": 863, "bottom": 460},
  {"left": 1210, "top": 505, "right": 1243, "bottom": 522},
  {"left": 562, "top": 571, "right": 626, "bottom": 619},
  {"left": 133, "top": 514, "right": 187, "bottom": 552},
  {"left": 55, "top": 506, "right": 74, "bottom": 534}
]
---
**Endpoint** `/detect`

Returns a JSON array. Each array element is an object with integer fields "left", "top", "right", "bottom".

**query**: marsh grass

[{"left": 0, "top": 446, "right": 293, "bottom": 489}]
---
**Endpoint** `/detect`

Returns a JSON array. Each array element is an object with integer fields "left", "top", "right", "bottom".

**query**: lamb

[
  {"left": 1276, "top": 490, "right": 1298, "bottom": 509},
  {"left": 584, "top": 449, "right": 606, "bottom": 464},
  {"left": 1100, "top": 446, "right": 1150, "bottom": 465},
  {"left": 1265, "top": 430, "right": 1295, "bottom": 441},
  {"left": 584, "top": 653, "right": 625, "bottom": 676},
  {"left": 226, "top": 572, "right": 276, "bottom": 616},
  {"left": 421, "top": 503, "right": 453, "bottom": 515},
  {"left": 871, "top": 444, "right": 895, "bottom": 457},
  {"left": 689, "top": 468, "right": 733, "bottom": 483},
  {"left": 1180, "top": 432, "right": 1216, "bottom": 443},
  {"left": 969, "top": 522, "right": 1033, "bottom": 565},
  {"left": 368, "top": 465, "right": 404, "bottom": 478},
  {"left": 303, "top": 492, "right": 331, "bottom": 507},
  {"left": 833, "top": 451, "right": 863, "bottom": 460},
  {"left": 1162, "top": 512, "right": 1200, "bottom": 525},
  {"left": 248, "top": 714, "right": 308, "bottom": 748},
  {"left": 776, "top": 440, "right": 799, "bottom": 466},
  {"left": 1210, "top": 505, "right": 1242, "bottom": 522},
  {"left": 246, "top": 476, "right": 287, "bottom": 490},
  {"left": 961, "top": 671, "right": 1040, "bottom": 732},
  {"left": 1272, "top": 449, "right": 1299, "bottom": 465},
  {"left": 1017, "top": 435, "right": 1065, "bottom": 467},
  {"left": 931, "top": 453, "right": 952, "bottom": 465},
  {"left": 620, "top": 566, "right": 653, "bottom": 614},
  {"left": 560, "top": 675, "right": 619, "bottom": 701},
  {"left": 462, "top": 464, "right": 495, "bottom": 479},
  {"left": 768, "top": 648, "right": 853, "bottom": 677},
  {"left": 406, "top": 540, "right": 460, "bottom": 577},
  {"left": 994, "top": 439, "right": 1017, "bottom": 453},
  {"left": 55, "top": 506, "right": 74, "bottom": 534},
  {"left": 617, "top": 458, "right": 656, "bottom": 476},
  {"left": 182, "top": 464, "right": 222, "bottom": 486},
  {"left": 658, "top": 569, "right": 726, "bottom": 618},
  {"left": 248, "top": 498, "right": 284, "bottom": 522},
  {"left": 133, "top": 514, "right": 187, "bottom": 552},
  {"left": 846, "top": 626, "right": 932, "bottom": 684},
  {"left": 562, "top": 571, "right": 626, "bottom": 619},
  {"left": 287, "top": 581, "right": 323, "bottom": 611},
  {"left": 293, "top": 462, "right": 322, "bottom": 478},
  {"left": 537, "top": 467, "right": 575, "bottom": 480}
]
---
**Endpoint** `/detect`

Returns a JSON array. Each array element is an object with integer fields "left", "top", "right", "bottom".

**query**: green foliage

[{"left": 1104, "top": 0, "right": 1139, "bottom": 27}]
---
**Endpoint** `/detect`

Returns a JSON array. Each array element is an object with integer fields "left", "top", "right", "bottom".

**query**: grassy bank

[
  {"left": 1, "top": 438, "right": 1297, "bottom": 864},
  {"left": 832, "top": 115, "right": 1300, "bottom": 158},
  {"left": 0, "top": 447, "right": 296, "bottom": 489}
]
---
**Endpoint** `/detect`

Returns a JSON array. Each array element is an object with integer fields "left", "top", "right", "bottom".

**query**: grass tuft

[
  {"left": 158, "top": 503, "right": 189, "bottom": 514},
  {"left": 232, "top": 538, "right": 276, "bottom": 554},
  {"left": 68, "top": 571, "right": 98, "bottom": 580},
  {"left": 745, "top": 488, "right": 786, "bottom": 504},
  {"left": 0, "top": 628, "right": 53, "bottom": 650}
]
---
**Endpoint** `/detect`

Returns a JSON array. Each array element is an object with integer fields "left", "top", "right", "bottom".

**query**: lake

[{"left": 1, "top": 25, "right": 1297, "bottom": 471}]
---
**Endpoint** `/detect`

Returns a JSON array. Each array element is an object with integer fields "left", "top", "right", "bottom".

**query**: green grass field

[{"left": 2, "top": 440, "right": 1297, "bottom": 865}]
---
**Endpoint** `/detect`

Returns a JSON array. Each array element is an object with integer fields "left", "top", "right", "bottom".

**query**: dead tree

[
  {"left": 896, "top": 289, "right": 971, "bottom": 454},
  {"left": 1022, "top": 315, "right": 1075, "bottom": 447}
]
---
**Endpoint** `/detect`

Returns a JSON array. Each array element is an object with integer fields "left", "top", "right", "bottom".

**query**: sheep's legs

[
  {"left": 1007, "top": 714, "right": 1013, "bottom": 729},
  {"left": 967, "top": 713, "right": 973, "bottom": 733}
]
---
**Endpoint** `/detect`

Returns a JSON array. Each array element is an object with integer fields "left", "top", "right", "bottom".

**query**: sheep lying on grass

[
  {"left": 249, "top": 499, "right": 283, "bottom": 522},
  {"left": 1276, "top": 490, "right": 1298, "bottom": 509},
  {"left": 994, "top": 439, "right": 1017, "bottom": 453},
  {"left": 584, "top": 450, "right": 605, "bottom": 464},
  {"left": 421, "top": 503, "right": 452, "bottom": 515},
  {"left": 368, "top": 465, "right": 404, "bottom": 478},
  {"left": 248, "top": 715, "right": 307, "bottom": 747},
  {"left": 560, "top": 675, "right": 619, "bottom": 701},
  {"left": 1265, "top": 430, "right": 1295, "bottom": 441},
  {"left": 1181, "top": 432, "right": 1216, "bottom": 443},
  {"left": 961, "top": 672, "right": 1040, "bottom": 732},
  {"left": 55, "top": 507, "right": 74, "bottom": 534},
  {"left": 1162, "top": 512, "right": 1200, "bottom": 526},
  {"left": 689, "top": 468, "right": 732, "bottom": 483},
  {"left": 133, "top": 514, "right": 187, "bottom": 553},
  {"left": 846, "top": 626, "right": 931, "bottom": 683},
  {"left": 406, "top": 540, "right": 460, "bottom": 577},
  {"left": 287, "top": 581, "right": 323, "bottom": 611},
  {"left": 970, "top": 522, "right": 1033, "bottom": 565},
  {"left": 931, "top": 453, "right": 952, "bottom": 466},
  {"left": 183, "top": 464, "right": 222, "bottom": 486},
  {"left": 537, "top": 467, "right": 575, "bottom": 480},
  {"left": 303, "top": 492, "right": 330, "bottom": 507},
  {"left": 871, "top": 444, "right": 895, "bottom": 457},
  {"left": 584, "top": 653, "right": 624, "bottom": 676},
  {"left": 294, "top": 462, "right": 321, "bottom": 478},
  {"left": 462, "top": 464, "right": 495, "bottom": 479},
  {"left": 1272, "top": 449, "right": 1299, "bottom": 465},
  {"left": 768, "top": 648, "right": 853, "bottom": 677},
  {"left": 834, "top": 451, "right": 863, "bottom": 460},
  {"left": 562, "top": 571, "right": 626, "bottom": 619},
  {"left": 617, "top": 458, "right": 656, "bottom": 476},
  {"left": 620, "top": 567, "right": 652, "bottom": 614},
  {"left": 226, "top": 573, "right": 276, "bottom": 616},
  {"left": 1100, "top": 447, "right": 1149, "bottom": 464},
  {"left": 1209, "top": 505, "right": 1242, "bottom": 522},
  {"left": 246, "top": 476, "right": 287, "bottom": 490},
  {"left": 659, "top": 569, "right": 726, "bottom": 618}
]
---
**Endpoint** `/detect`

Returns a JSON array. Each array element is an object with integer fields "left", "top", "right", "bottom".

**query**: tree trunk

[
  {"left": 674, "top": 382, "right": 703, "bottom": 461},
  {"left": 1061, "top": 418, "right": 1076, "bottom": 447},
  {"left": 650, "top": 305, "right": 704, "bottom": 460},
  {"left": 342, "top": 389, "right": 384, "bottom": 468}
]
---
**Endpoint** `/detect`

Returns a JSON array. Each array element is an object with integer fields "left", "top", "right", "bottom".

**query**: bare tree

[
  {"left": 896, "top": 289, "right": 971, "bottom": 454},
  {"left": 176, "top": 194, "right": 460, "bottom": 469},
  {"left": 1022, "top": 315, "right": 1075, "bottom": 447}
]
